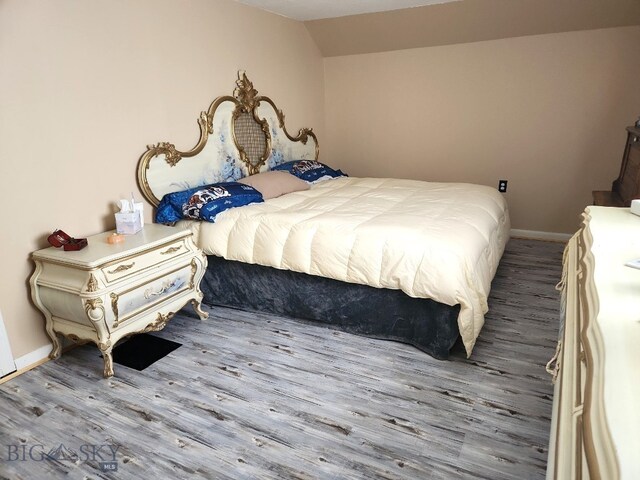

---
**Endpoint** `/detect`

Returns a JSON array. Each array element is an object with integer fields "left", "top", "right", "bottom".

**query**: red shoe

[
  {"left": 47, "top": 230, "right": 88, "bottom": 251},
  {"left": 47, "top": 230, "right": 72, "bottom": 247}
]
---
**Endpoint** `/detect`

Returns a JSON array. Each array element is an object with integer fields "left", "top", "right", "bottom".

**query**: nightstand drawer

[
  {"left": 101, "top": 238, "right": 189, "bottom": 283},
  {"left": 109, "top": 261, "right": 195, "bottom": 329}
]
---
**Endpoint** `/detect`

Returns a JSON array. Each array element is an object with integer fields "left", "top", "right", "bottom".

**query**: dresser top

[
  {"left": 584, "top": 206, "right": 640, "bottom": 479},
  {"left": 32, "top": 224, "right": 192, "bottom": 268}
]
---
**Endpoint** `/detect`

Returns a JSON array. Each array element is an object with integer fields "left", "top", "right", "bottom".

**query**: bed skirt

[{"left": 200, "top": 255, "right": 461, "bottom": 359}]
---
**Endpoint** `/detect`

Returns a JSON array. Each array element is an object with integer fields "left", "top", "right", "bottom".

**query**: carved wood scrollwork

[
  {"left": 136, "top": 70, "right": 319, "bottom": 206},
  {"left": 152, "top": 142, "right": 181, "bottom": 167},
  {"left": 143, "top": 312, "right": 174, "bottom": 333},
  {"left": 84, "top": 298, "right": 104, "bottom": 319},
  {"left": 234, "top": 72, "right": 259, "bottom": 112},
  {"left": 161, "top": 245, "right": 182, "bottom": 255},
  {"left": 110, "top": 293, "right": 120, "bottom": 328},
  {"left": 108, "top": 262, "right": 135, "bottom": 274},
  {"left": 189, "top": 258, "right": 197, "bottom": 290},
  {"left": 86, "top": 274, "right": 99, "bottom": 293}
]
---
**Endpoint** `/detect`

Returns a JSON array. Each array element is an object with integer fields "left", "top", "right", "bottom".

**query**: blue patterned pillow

[
  {"left": 156, "top": 182, "right": 263, "bottom": 224},
  {"left": 272, "top": 160, "right": 346, "bottom": 183}
]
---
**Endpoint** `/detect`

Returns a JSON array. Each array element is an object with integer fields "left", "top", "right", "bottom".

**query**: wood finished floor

[{"left": 0, "top": 238, "right": 565, "bottom": 480}]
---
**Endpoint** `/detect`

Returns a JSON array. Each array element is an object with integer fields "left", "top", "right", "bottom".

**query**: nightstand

[{"left": 29, "top": 224, "right": 208, "bottom": 378}]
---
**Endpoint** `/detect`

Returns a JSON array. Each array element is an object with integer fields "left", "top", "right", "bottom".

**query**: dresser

[
  {"left": 546, "top": 206, "right": 640, "bottom": 479},
  {"left": 30, "top": 224, "right": 208, "bottom": 378}
]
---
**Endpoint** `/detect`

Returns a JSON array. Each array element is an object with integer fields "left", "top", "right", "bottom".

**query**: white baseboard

[
  {"left": 510, "top": 229, "right": 572, "bottom": 242},
  {"left": 14, "top": 343, "right": 52, "bottom": 370}
]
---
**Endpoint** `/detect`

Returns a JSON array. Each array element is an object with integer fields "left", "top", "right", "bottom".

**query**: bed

[{"left": 136, "top": 72, "right": 510, "bottom": 359}]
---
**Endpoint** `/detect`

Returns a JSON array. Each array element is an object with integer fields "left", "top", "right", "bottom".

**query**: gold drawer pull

[
  {"left": 161, "top": 246, "right": 182, "bottom": 255},
  {"left": 145, "top": 285, "right": 168, "bottom": 299},
  {"left": 108, "top": 262, "right": 135, "bottom": 274},
  {"left": 144, "top": 279, "right": 178, "bottom": 299}
]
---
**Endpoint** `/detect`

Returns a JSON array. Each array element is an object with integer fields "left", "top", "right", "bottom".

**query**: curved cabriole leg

[
  {"left": 100, "top": 344, "right": 114, "bottom": 378},
  {"left": 30, "top": 260, "right": 62, "bottom": 359},
  {"left": 84, "top": 298, "right": 112, "bottom": 377},
  {"left": 191, "top": 298, "right": 209, "bottom": 320},
  {"left": 47, "top": 327, "right": 61, "bottom": 359}
]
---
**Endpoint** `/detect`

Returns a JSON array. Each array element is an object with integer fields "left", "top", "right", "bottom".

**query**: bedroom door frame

[{"left": 0, "top": 309, "right": 16, "bottom": 378}]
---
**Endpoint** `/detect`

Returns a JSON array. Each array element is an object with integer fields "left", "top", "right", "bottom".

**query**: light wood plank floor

[{"left": 0, "top": 238, "right": 564, "bottom": 479}]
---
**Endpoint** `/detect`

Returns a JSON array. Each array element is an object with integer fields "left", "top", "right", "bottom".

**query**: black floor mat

[{"left": 110, "top": 334, "right": 182, "bottom": 371}]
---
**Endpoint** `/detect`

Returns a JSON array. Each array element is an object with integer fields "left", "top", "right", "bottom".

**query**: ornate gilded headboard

[{"left": 137, "top": 71, "right": 319, "bottom": 206}]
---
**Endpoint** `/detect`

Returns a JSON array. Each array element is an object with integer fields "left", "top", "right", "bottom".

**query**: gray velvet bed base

[{"left": 200, "top": 255, "right": 462, "bottom": 360}]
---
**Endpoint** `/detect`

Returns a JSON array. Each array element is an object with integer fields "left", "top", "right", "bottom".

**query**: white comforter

[{"left": 180, "top": 177, "right": 510, "bottom": 356}]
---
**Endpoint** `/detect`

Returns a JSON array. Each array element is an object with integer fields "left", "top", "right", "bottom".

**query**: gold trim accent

[
  {"left": 144, "top": 278, "right": 179, "bottom": 299},
  {"left": 231, "top": 72, "right": 272, "bottom": 174},
  {"left": 107, "top": 262, "right": 135, "bottom": 274},
  {"left": 84, "top": 298, "right": 105, "bottom": 327},
  {"left": 86, "top": 274, "right": 99, "bottom": 293},
  {"left": 155, "top": 142, "right": 182, "bottom": 167},
  {"left": 84, "top": 297, "right": 103, "bottom": 314},
  {"left": 161, "top": 245, "right": 182, "bottom": 255},
  {"left": 191, "top": 298, "right": 209, "bottom": 320},
  {"left": 234, "top": 71, "right": 258, "bottom": 111},
  {"left": 189, "top": 258, "right": 197, "bottom": 290},
  {"left": 145, "top": 110, "right": 212, "bottom": 169},
  {"left": 110, "top": 293, "right": 120, "bottom": 328},
  {"left": 143, "top": 311, "right": 175, "bottom": 333}
]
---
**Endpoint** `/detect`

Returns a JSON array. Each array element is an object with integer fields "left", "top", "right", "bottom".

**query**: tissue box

[{"left": 115, "top": 212, "right": 142, "bottom": 235}]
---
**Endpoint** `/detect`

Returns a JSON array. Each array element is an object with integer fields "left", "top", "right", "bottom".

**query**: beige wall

[
  {"left": 323, "top": 26, "right": 640, "bottom": 233},
  {"left": 0, "top": 0, "right": 324, "bottom": 359}
]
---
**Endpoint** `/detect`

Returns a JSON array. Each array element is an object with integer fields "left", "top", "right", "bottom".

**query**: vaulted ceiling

[
  {"left": 234, "top": 0, "right": 640, "bottom": 57},
  {"left": 305, "top": 0, "right": 640, "bottom": 56}
]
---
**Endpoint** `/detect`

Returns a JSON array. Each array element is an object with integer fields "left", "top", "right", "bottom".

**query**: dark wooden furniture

[{"left": 593, "top": 126, "right": 640, "bottom": 207}]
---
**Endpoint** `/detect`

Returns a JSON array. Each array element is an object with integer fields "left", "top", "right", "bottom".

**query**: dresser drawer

[
  {"left": 101, "top": 238, "right": 190, "bottom": 284},
  {"left": 108, "top": 260, "right": 195, "bottom": 330}
]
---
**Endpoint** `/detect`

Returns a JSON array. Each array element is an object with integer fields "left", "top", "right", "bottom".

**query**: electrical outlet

[{"left": 498, "top": 180, "right": 508, "bottom": 193}]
